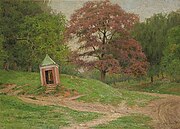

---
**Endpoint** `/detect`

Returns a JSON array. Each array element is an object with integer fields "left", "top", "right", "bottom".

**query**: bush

[
  {"left": 81, "top": 70, "right": 135, "bottom": 84},
  {"left": 60, "top": 63, "right": 81, "bottom": 76}
]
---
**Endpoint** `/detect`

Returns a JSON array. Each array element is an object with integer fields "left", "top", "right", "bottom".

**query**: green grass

[
  {"left": 120, "top": 90, "right": 158, "bottom": 107},
  {"left": 114, "top": 80, "right": 180, "bottom": 96},
  {"left": 0, "top": 70, "right": 157, "bottom": 128},
  {"left": 94, "top": 114, "right": 153, "bottom": 129},
  {"left": 0, "top": 70, "right": 157, "bottom": 106},
  {"left": 61, "top": 75, "right": 157, "bottom": 106},
  {"left": 141, "top": 82, "right": 180, "bottom": 95},
  {"left": 0, "top": 70, "right": 44, "bottom": 95},
  {"left": 0, "top": 94, "right": 101, "bottom": 129}
]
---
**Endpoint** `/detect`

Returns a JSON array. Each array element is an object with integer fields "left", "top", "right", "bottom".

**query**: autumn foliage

[
  {"left": 67, "top": 0, "right": 148, "bottom": 81},
  {"left": 109, "top": 39, "right": 148, "bottom": 76}
]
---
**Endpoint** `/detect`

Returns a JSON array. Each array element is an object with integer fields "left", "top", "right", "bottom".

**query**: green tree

[
  {"left": 17, "top": 13, "right": 69, "bottom": 71},
  {"left": 167, "top": 10, "right": 180, "bottom": 29},
  {"left": 132, "top": 14, "right": 168, "bottom": 82},
  {"left": 161, "top": 26, "right": 180, "bottom": 81},
  {"left": 0, "top": 35, "right": 7, "bottom": 68},
  {"left": 133, "top": 10, "right": 180, "bottom": 82},
  {"left": 0, "top": 0, "right": 54, "bottom": 70},
  {"left": 0, "top": 0, "right": 44, "bottom": 70}
]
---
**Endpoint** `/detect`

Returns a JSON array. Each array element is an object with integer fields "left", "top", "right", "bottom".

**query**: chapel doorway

[{"left": 45, "top": 70, "right": 54, "bottom": 84}]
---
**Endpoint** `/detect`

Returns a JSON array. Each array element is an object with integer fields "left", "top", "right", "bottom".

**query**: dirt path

[
  {"left": 0, "top": 83, "right": 23, "bottom": 95},
  {"left": 0, "top": 84, "right": 131, "bottom": 128},
  {"left": 138, "top": 92, "right": 180, "bottom": 129},
  {"left": 19, "top": 95, "right": 134, "bottom": 129},
  {"left": 0, "top": 84, "right": 17, "bottom": 94},
  {"left": 61, "top": 113, "right": 124, "bottom": 129},
  {"left": 1, "top": 84, "right": 180, "bottom": 129}
]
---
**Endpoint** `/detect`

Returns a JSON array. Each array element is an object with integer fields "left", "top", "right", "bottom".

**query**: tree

[
  {"left": 0, "top": 0, "right": 44, "bottom": 70},
  {"left": 161, "top": 26, "right": 180, "bottom": 81},
  {"left": 0, "top": 35, "right": 7, "bottom": 68},
  {"left": 109, "top": 39, "right": 148, "bottom": 77},
  {"left": 17, "top": 13, "right": 69, "bottom": 71},
  {"left": 132, "top": 10, "right": 180, "bottom": 82},
  {"left": 167, "top": 10, "right": 180, "bottom": 29},
  {"left": 132, "top": 14, "right": 168, "bottom": 82},
  {"left": 0, "top": 0, "right": 68, "bottom": 71},
  {"left": 67, "top": 0, "right": 147, "bottom": 81}
]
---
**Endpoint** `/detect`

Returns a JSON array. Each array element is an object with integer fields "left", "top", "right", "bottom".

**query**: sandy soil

[
  {"left": 0, "top": 84, "right": 180, "bottom": 129},
  {"left": 139, "top": 92, "right": 180, "bottom": 129}
]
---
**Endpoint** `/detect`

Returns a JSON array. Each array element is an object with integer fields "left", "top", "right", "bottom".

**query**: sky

[{"left": 50, "top": 0, "right": 180, "bottom": 21}]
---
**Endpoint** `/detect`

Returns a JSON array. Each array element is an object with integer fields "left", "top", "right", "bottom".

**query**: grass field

[
  {"left": 0, "top": 94, "right": 101, "bottom": 129},
  {"left": 114, "top": 80, "right": 180, "bottom": 96},
  {"left": 94, "top": 114, "right": 152, "bottom": 129},
  {"left": 0, "top": 70, "right": 158, "bottom": 129},
  {"left": 0, "top": 70, "right": 157, "bottom": 106}
]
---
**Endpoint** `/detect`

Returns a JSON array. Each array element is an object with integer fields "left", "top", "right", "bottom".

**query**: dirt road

[
  {"left": 1, "top": 84, "right": 180, "bottom": 129},
  {"left": 19, "top": 94, "right": 180, "bottom": 129},
  {"left": 139, "top": 93, "right": 180, "bottom": 129},
  {"left": 19, "top": 95, "right": 134, "bottom": 129}
]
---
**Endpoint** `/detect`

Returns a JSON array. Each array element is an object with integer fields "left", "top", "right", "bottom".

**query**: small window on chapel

[{"left": 45, "top": 70, "right": 54, "bottom": 84}]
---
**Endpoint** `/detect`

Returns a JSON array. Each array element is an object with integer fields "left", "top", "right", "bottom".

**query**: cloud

[{"left": 50, "top": 0, "right": 180, "bottom": 21}]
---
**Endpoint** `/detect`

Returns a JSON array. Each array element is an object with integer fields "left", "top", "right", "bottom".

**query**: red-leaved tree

[
  {"left": 67, "top": 0, "right": 148, "bottom": 81},
  {"left": 108, "top": 39, "right": 149, "bottom": 77}
]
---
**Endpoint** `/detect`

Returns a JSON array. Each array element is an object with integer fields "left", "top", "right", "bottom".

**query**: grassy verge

[
  {"left": 0, "top": 94, "right": 101, "bottom": 129},
  {"left": 93, "top": 114, "right": 153, "bottom": 129},
  {"left": 61, "top": 75, "right": 158, "bottom": 106},
  {"left": 114, "top": 80, "right": 180, "bottom": 96},
  {"left": 120, "top": 90, "right": 158, "bottom": 107},
  {"left": 0, "top": 70, "right": 157, "bottom": 106},
  {"left": 0, "top": 70, "right": 44, "bottom": 95}
]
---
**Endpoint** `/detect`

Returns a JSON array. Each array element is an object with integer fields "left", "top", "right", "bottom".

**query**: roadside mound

[{"left": 0, "top": 70, "right": 157, "bottom": 106}]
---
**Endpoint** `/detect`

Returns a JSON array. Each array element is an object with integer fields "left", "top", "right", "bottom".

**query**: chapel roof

[{"left": 41, "top": 54, "right": 57, "bottom": 67}]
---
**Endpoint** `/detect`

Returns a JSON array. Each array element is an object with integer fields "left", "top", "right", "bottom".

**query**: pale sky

[{"left": 50, "top": 0, "right": 180, "bottom": 21}]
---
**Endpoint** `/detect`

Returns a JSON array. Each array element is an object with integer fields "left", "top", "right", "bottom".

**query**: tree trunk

[
  {"left": 151, "top": 76, "right": 154, "bottom": 83},
  {"left": 28, "top": 65, "right": 32, "bottom": 72},
  {"left": 3, "top": 62, "right": 9, "bottom": 71},
  {"left": 161, "top": 72, "right": 164, "bottom": 79},
  {"left": 100, "top": 71, "right": 106, "bottom": 82},
  {"left": 157, "top": 73, "right": 160, "bottom": 78},
  {"left": 12, "top": 62, "right": 17, "bottom": 70}
]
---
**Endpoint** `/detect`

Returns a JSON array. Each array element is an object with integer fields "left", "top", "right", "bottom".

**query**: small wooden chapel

[{"left": 39, "top": 54, "right": 60, "bottom": 86}]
